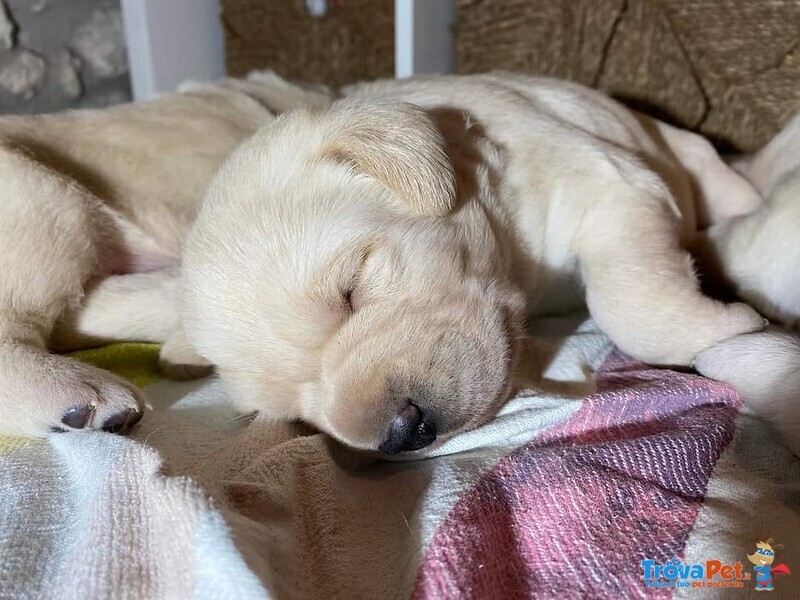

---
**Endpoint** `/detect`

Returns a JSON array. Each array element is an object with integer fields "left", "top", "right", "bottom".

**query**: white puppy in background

[
  {"left": 702, "top": 114, "right": 800, "bottom": 328},
  {"left": 0, "top": 71, "right": 797, "bottom": 454},
  {"left": 181, "top": 73, "right": 798, "bottom": 454},
  {"left": 693, "top": 114, "right": 800, "bottom": 448}
]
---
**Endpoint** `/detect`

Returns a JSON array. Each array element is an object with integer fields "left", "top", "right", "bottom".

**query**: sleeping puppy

[
  {"left": 1, "top": 71, "right": 795, "bottom": 454},
  {"left": 181, "top": 73, "right": 799, "bottom": 454},
  {"left": 0, "top": 71, "right": 332, "bottom": 435}
]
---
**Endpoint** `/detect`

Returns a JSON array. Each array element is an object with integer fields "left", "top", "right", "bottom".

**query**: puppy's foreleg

[{"left": 0, "top": 147, "right": 144, "bottom": 436}]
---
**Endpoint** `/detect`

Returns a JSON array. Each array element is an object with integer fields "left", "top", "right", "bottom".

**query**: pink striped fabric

[{"left": 412, "top": 351, "right": 741, "bottom": 599}]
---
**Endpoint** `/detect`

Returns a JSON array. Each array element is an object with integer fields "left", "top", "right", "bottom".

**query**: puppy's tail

[{"left": 695, "top": 329, "right": 800, "bottom": 455}]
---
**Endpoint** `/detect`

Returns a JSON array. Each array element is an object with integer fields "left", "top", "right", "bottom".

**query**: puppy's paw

[
  {"left": 718, "top": 302, "right": 766, "bottom": 338},
  {"left": 0, "top": 344, "right": 145, "bottom": 437},
  {"left": 685, "top": 301, "right": 765, "bottom": 362},
  {"left": 695, "top": 330, "right": 800, "bottom": 455},
  {"left": 636, "top": 301, "right": 764, "bottom": 366},
  {"left": 158, "top": 330, "right": 213, "bottom": 381}
]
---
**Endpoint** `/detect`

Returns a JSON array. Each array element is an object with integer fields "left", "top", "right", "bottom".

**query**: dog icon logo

[{"left": 747, "top": 539, "right": 791, "bottom": 591}]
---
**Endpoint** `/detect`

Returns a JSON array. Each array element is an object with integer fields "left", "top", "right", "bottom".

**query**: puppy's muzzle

[{"left": 379, "top": 402, "right": 437, "bottom": 454}]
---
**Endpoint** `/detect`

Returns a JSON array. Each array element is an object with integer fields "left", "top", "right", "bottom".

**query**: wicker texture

[
  {"left": 457, "top": 0, "right": 800, "bottom": 151},
  {"left": 223, "top": 0, "right": 394, "bottom": 88}
]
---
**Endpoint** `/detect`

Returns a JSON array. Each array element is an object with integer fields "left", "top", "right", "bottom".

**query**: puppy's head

[{"left": 182, "top": 100, "right": 524, "bottom": 454}]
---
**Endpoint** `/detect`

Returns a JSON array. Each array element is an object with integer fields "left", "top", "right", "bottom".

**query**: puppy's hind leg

[
  {"left": 577, "top": 171, "right": 764, "bottom": 366},
  {"left": 0, "top": 146, "right": 144, "bottom": 436}
]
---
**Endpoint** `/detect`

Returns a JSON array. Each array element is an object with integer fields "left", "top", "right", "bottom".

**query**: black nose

[{"left": 379, "top": 402, "right": 437, "bottom": 454}]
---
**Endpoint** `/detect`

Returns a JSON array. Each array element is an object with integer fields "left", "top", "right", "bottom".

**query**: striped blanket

[{"left": 0, "top": 316, "right": 797, "bottom": 599}]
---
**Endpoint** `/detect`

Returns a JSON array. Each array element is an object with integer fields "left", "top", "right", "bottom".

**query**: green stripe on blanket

[
  {"left": 0, "top": 343, "right": 163, "bottom": 455},
  {"left": 71, "top": 343, "right": 163, "bottom": 388}
]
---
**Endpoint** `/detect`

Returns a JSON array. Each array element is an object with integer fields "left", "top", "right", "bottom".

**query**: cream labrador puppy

[
  {"left": 1, "top": 72, "right": 796, "bottom": 454},
  {"left": 0, "top": 72, "right": 331, "bottom": 435},
  {"left": 181, "top": 73, "right": 799, "bottom": 454}
]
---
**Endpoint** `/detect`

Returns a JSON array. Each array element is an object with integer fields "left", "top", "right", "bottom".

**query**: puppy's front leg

[
  {"left": 51, "top": 271, "right": 212, "bottom": 381},
  {"left": 0, "top": 147, "right": 144, "bottom": 436},
  {"left": 577, "top": 173, "right": 764, "bottom": 366}
]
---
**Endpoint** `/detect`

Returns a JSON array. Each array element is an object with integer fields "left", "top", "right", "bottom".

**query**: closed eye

[{"left": 332, "top": 240, "right": 379, "bottom": 318}]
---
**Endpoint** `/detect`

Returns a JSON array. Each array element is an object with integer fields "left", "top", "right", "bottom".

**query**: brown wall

[{"left": 457, "top": 0, "right": 800, "bottom": 152}]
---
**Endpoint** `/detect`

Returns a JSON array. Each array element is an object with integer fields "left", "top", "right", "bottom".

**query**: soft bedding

[{"left": 0, "top": 316, "right": 797, "bottom": 599}]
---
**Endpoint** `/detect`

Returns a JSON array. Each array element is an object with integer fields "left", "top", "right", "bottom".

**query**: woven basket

[
  {"left": 456, "top": 0, "right": 800, "bottom": 152},
  {"left": 224, "top": 0, "right": 394, "bottom": 88}
]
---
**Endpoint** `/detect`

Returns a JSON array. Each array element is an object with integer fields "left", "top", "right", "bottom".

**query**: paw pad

[{"left": 61, "top": 405, "right": 96, "bottom": 429}]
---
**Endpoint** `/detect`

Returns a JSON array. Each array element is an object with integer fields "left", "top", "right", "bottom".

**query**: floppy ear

[{"left": 320, "top": 101, "right": 456, "bottom": 216}]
